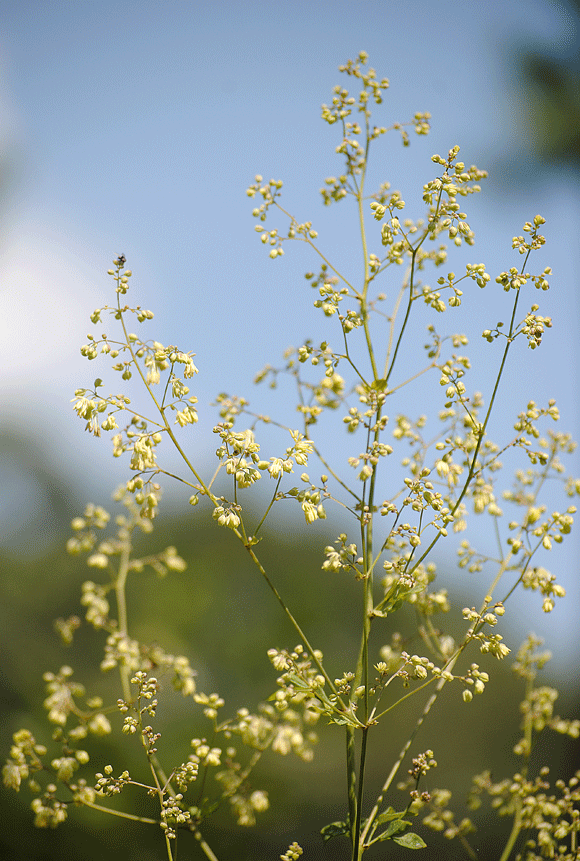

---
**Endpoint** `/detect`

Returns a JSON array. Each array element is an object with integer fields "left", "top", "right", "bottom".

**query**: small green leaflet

[
  {"left": 392, "top": 832, "right": 427, "bottom": 849},
  {"left": 376, "top": 806, "right": 403, "bottom": 823},
  {"left": 320, "top": 821, "right": 349, "bottom": 843},
  {"left": 375, "top": 807, "right": 427, "bottom": 849}
]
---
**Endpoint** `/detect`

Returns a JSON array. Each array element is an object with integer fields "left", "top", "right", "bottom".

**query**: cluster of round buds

[
  {"left": 246, "top": 175, "right": 283, "bottom": 208},
  {"left": 370, "top": 191, "right": 405, "bottom": 222},
  {"left": 522, "top": 306, "right": 552, "bottom": 349},
  {"left": 286, "top": 484, "right": 326, "bottom": 524},
  {"left": 94, "top": 765, "right": 131, "bottom": 795},
  {"left": 338, "top": 51, "right": 390, "bottom": 103},
  {"left": 321, "top": 87, "right": 355, "bottom": 125},
  {"left": 254, "top": 225, "right": 284, "bottom": 258},
  {"left": 313, "top": 281, "right": 349, "bottom": 316},
  {"left": 287, "top": 219, "right": 318, "bottom": 241},
  {"left": 460, "top": 664, "right": 490, "bottom": 703},
  {"left": 31, "top": 792, "right": 68, "bottom": 828},
  {"left": 512, "top": 214, "right": 546, "bottom": 253},
  {"left": 106, "top": 262, "right": 132, "bottom": 296},
  {"left": 496, "top": 266, "right": 528, "bottom": 291},
  {"left": 424, "top": 149, "right": 487, "bottom": 242},
  {"left": 532, "top": 267, "right": 551, "bottom": 290},
  {"left": 172, "top": 760, "right": 199, "bottom": 792},
  {"left": 212, "top": 504, "right": 241, "bottom": 530},
  {"left": 160, "top": 793, "right": 192, "bottom": 838},
  {"left": 520, "top": 566, "right": 566, "bottom": 613},
  {"left": 281, "top": 842, "right": 303, "bottom": 861},
  {"left": 246, "top": 177, "right": 286, "bottom": 258},
  {"left": 412, "top": 112, "right": 431, "bottom": 135},
  {"left": 320, "top": 175, "right": 348, "bottom": 204},
  {"left": 193, "top": 691, "right": 225, "bottom": 720},
  {"left": 322, "top": 534, "right": 362, "bottom": 575},
  {"left": 408, "top": 750, "right": 437, "bottom": 781},
  {"left": 465, "top": 262, "right": 491, "bottom": 288}
]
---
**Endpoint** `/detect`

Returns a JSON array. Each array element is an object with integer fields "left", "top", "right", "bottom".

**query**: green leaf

[
  {"left": 94, "top": 378, "right": 103, "bottom": 388},
  {"left": 377, "top": 819, "right": 411, "bottom": 840},
  {"left": 321, "top": 821, "right": 350, "bottom": 843},
  {"left": 376, "top": 806, "right": 404, "bottom": 824},
  {"left": 392, "top": 832, "right": 427, "bottom": 849}
]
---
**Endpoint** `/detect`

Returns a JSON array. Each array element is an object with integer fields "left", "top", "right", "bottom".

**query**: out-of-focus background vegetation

[{"left": 1, "top": 2, "right": 579, "bottom": 859}]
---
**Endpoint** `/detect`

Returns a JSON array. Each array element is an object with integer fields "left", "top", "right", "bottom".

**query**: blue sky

[{"left": 1, "top": 0, "right": 579, "bottom": 670}]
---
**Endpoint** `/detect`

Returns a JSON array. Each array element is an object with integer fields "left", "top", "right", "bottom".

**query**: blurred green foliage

[{"left": 515, "top": 1, "right": 580, "bottom": 172}]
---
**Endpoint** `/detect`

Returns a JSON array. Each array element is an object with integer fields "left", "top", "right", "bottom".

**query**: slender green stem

[
  {"left": 310, "top": 443, "right": 363, "bottom": 504},
  {"left": 346, "top": 727, "right": 358, "bottom": 852},
  {"left": 348, "top": 424, "right": 380, "bottom": 861},
  {"left": 353, "top": 727, "right": 369, "bottom": 861},
  {"left": 360, "top": 650, "right": 462, "bottom": 846},
  {"left": 384, "top": 353, "right": 441, "bottom": 395},
  {"left": 252, "top": 477, "right": 283, "bottom": 535},
  {"left": 382, "top": 185, "right": 444, "bottom": 381},
  {"left": 384, "top": 253, "right": 416, "bottom": 386},
  {"left": 115, "top": 544, "right": 130, "bottom": 636},
  {"left": 115, "top": 537, "right": 132, "bottom": 702},
  {"left": 150, "top": 752, "right": 173, "bottom": 795},
  {"left": 273, "top": 200, "right": 357, "bottom": 294},
  {"left": 243, "top": 544, "right": 350, "bottom": 711},
  {"left": 357, "top": 149, "right": 379, "bottom": 382},
  {"left": 194, "top": 828, "right": 221, "bottom": 861},
  {"left": 81, "top": 798, "right": 159, "bottom": 824},
  {"left": 381, "top": 280, "right": 405, "bottom": 369},
  {"left": 497, "top": 671, "right": 533, "bottom": 861},
  {"left": 498, "top": 807, "right": 523, "bottom": 861}
]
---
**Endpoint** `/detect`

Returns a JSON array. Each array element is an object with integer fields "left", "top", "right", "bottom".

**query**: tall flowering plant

[{"left": 5, "top": 53, "right": 579, "bottom": 861}]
